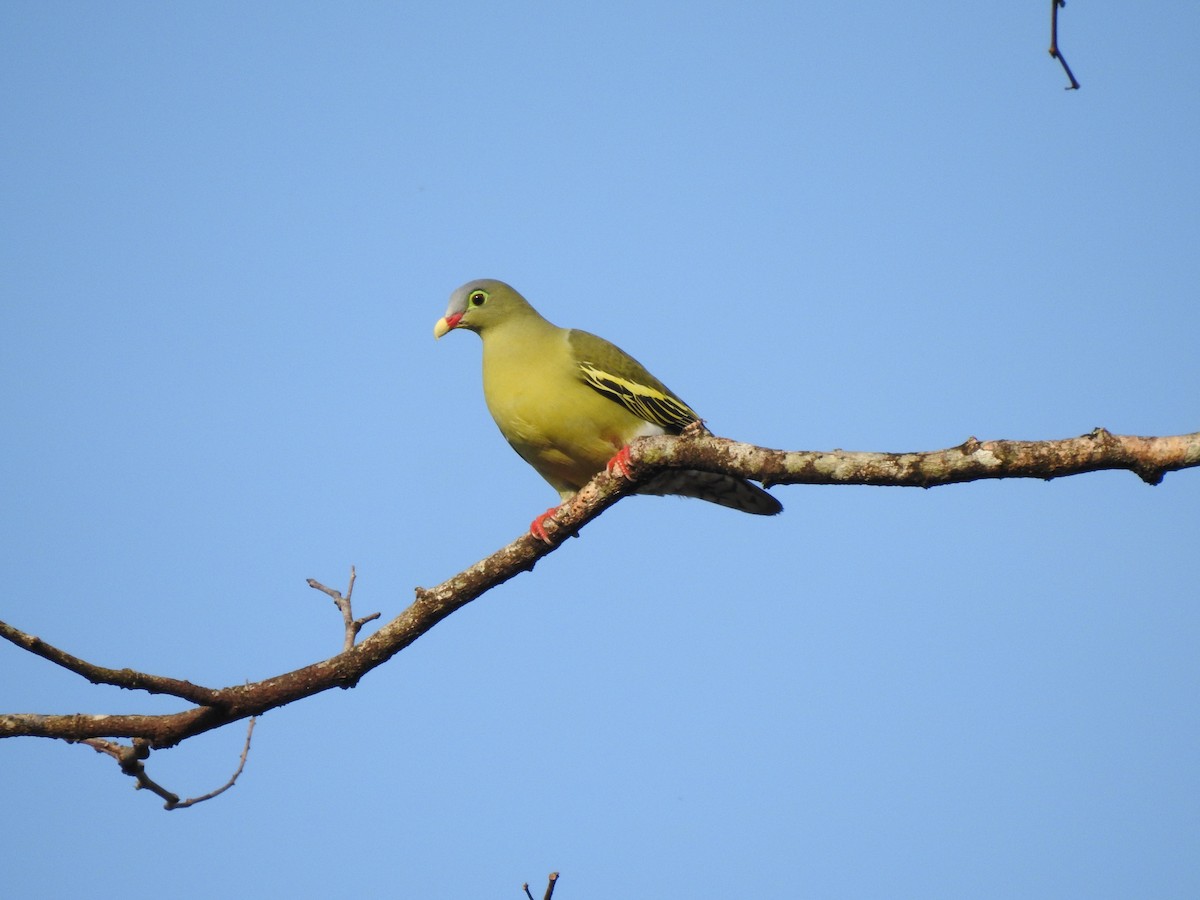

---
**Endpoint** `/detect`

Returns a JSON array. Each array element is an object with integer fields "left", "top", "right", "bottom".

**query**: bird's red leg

[
  {"left": 606, "top": 445, "right": 636, "bottom": 480},
  {"left": 530, "top": 506, "right": 560, "bottom": 544}
]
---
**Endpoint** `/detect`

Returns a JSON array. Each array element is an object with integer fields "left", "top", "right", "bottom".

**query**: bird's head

[{"left": 433, "top": 279, "right": 540, "bottom": 339}]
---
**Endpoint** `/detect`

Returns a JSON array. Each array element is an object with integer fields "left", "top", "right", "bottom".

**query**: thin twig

[
  {"left": 170, "top": 717, "right": 257, "bottom": 809},
  {"left": 1049, "top": 0, "right": 1080, "bottom": 90},
  {"left": 523, "top": 872, "right": 558, "bottom": 900},
  {"left": 81, "top": 737, "right": 180, "bottom": 807},
  {"left": 307, "top": 566, "right": 381, "bottom": 652},
  {"left": 80, "top": 718, "right": 257, "bottom": 809}
]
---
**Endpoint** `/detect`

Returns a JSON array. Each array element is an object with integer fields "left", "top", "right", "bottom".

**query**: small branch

[
  {"left": 80, "top": 718, "right": 256, "bottom": 809},
  {"left": 1049, "top": 0, "right": 1080, "bottom": 90},
  {"left": 86, "top": 737, "right": 180, "bottom": 806},
  {"left": 307, "top": 566, "right": 381, "bottom": 652},
  {"left": 0, "top": 619, "right": 222, "bottom": 706},
  {"left": 523, "top": 872, "right": 559, "bottom": 900}
]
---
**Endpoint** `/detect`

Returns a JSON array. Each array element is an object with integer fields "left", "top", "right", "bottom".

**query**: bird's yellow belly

[
  {"left": 485, "top": 385, "right": 660, "bottom": 497},
  {"left": 480, "top": 329, "right": 664, "bottom": 498}
]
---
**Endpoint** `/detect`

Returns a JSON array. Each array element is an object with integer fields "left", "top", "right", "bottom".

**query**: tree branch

[
  {"left": 642, "top": 427, "right": 1198, "bottom": 491},
  {"left": 1049, "top": 0, "right": 1080, "bottom": 90},
  {"left": 523, "top": 872, "right": 559, "bottom": 900},
  {"left": 2, "top": 429, "right": 1195, "bottom": 803},
  {"left": 306, "top": 566, "right": 382, "bottom": 652},
  {"left": 0, "top": 619, "right": 223, "bottom": 706},
  {"left": 80, "top": 717, "right": 256, "bottom": 809}
]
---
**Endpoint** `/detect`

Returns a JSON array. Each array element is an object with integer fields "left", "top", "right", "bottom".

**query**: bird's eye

[{"left": 469, "top": 291, "right": 487, "bottom": 307}]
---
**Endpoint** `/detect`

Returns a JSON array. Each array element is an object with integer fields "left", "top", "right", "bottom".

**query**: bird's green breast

[{"left": 480, "top": 322, "right": 660, "bottom": 496}]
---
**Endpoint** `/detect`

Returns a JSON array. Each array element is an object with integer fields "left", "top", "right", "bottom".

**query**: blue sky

[{"left": 2, "top": 3, "right": 1198, "bottom": 897}]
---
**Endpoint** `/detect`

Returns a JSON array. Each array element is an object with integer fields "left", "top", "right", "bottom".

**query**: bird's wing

[{"left": 568, "top": 329, "right": 699, "bottom": 433}]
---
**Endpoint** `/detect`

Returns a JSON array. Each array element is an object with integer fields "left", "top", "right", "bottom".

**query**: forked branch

[
  {"left": 2, "top": 428, "right": 1196, "bottom": 805},
  {"left": 524, "top": 872, "right": 559, "bottom": 900}
]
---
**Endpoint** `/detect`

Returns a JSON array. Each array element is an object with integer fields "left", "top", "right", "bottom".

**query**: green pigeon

[{"left": 434, "top": 279, "right": 781, "bottom": 541}]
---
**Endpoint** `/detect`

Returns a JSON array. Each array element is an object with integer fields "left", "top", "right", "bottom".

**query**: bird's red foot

[
  {"left": 530, "top": 506, "right": 560, "bottom": 544},
  {"left": 606, "top": 445, "right": 636, "bottom": 480}
]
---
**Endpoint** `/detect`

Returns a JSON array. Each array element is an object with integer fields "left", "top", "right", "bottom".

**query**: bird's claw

[
  {"left": 530, "top": 507, "right": 559, "bottom": 544},
  {"left": 606, "top": 445, "right": 636, "bottom": 480}
]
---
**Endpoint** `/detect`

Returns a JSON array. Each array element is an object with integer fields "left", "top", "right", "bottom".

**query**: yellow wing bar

[{"left": 577, "top": 362, "right": 698, "bottom": 432}]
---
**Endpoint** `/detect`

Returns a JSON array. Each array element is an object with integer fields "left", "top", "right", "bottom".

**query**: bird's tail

[{"left": 639, "top": 470, "right": 782, "bottom": 516}]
